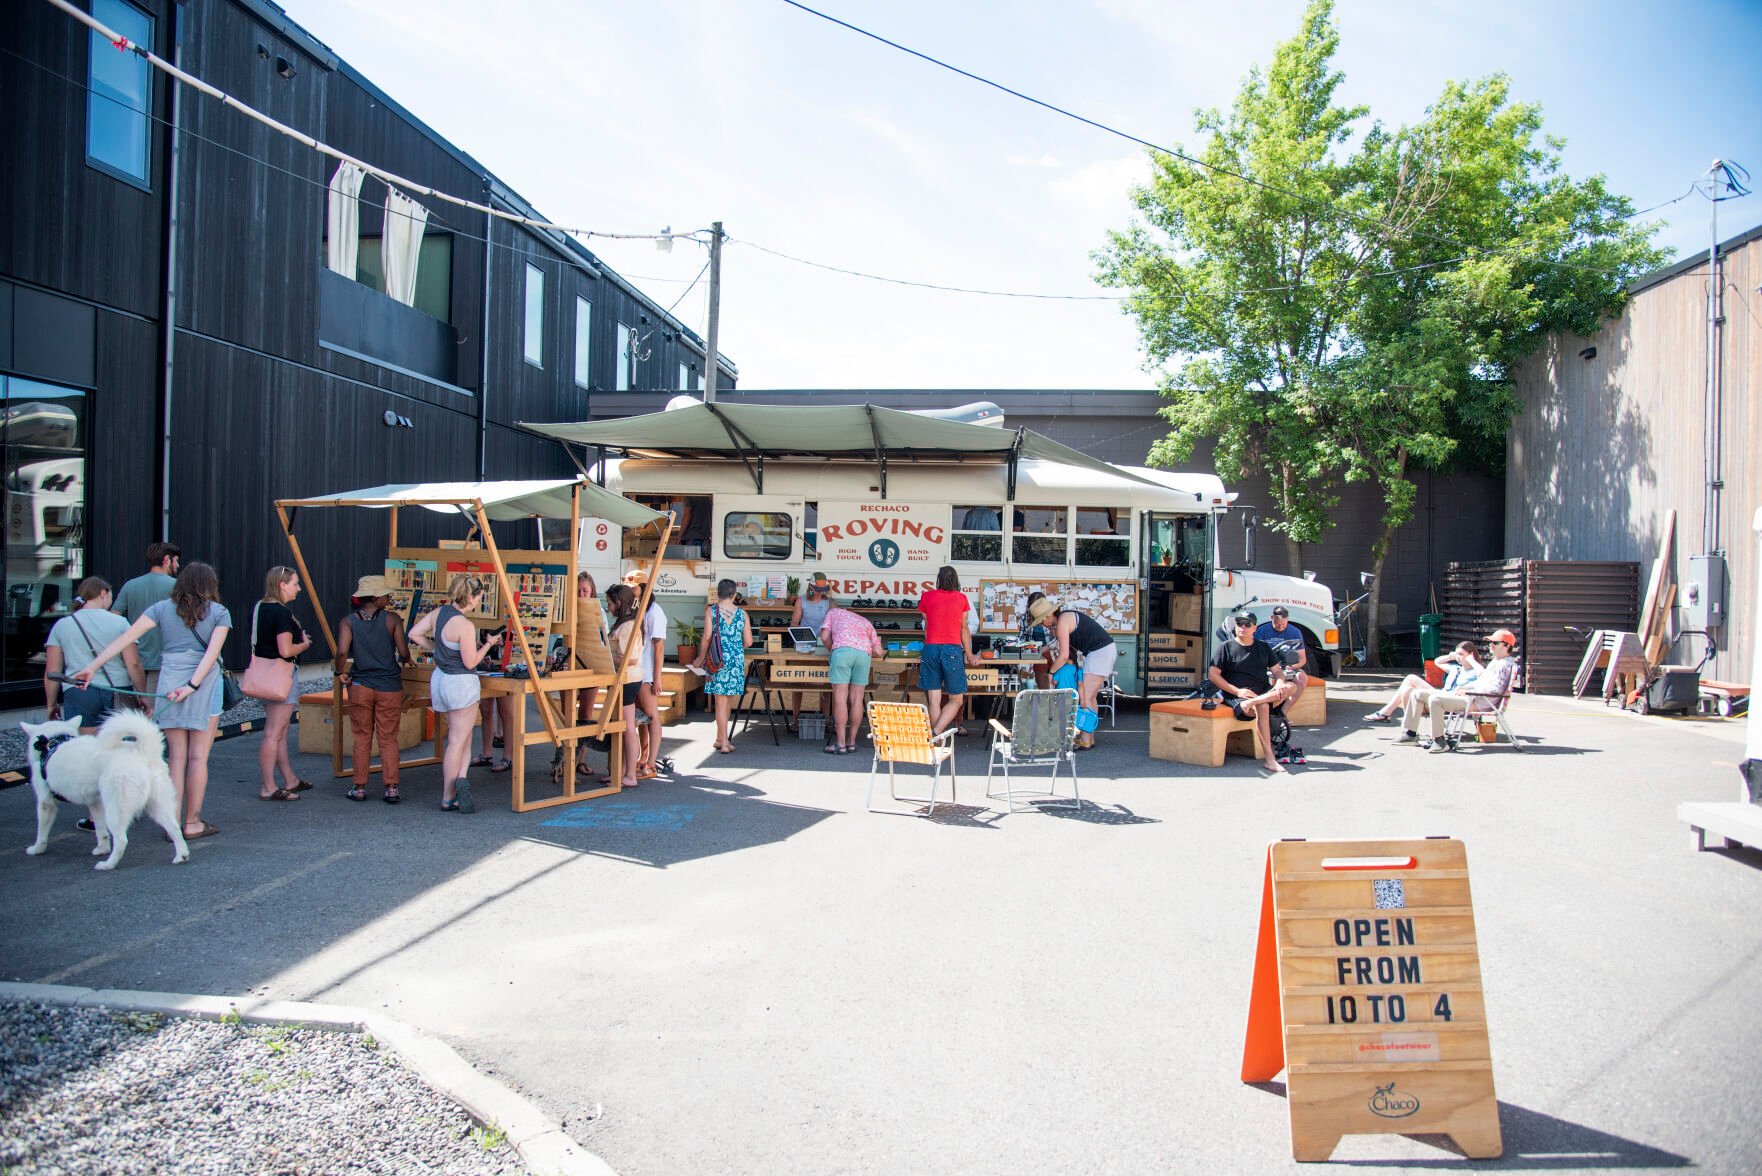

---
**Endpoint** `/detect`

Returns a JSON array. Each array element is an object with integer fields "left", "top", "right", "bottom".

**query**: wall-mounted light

[
  {"left": 276, "top": 55, "right": 297, "bottom": 80},
  {"left": 1578, "top": 346, "right": 1597, "bottom": 360},
  {"left": 256, "top": 43, "right": 270, "bottom": 59}
]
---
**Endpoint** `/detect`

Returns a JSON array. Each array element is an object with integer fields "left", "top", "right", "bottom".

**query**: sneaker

[
  {"left": 1395, "top": 730, "right": 1419, "bottom": 744},
  {"left": 1417, "top": 738, "right": 1436, "bottom": 751}
]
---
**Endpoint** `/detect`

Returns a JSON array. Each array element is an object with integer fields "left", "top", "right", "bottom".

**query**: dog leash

[{"left": 47, "top": 671, "right": 175, "bottom": 701}]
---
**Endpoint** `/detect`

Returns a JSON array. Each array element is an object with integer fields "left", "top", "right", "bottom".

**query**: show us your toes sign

[{"left": 1241, "top": 837, "right": 1502, "bottom": 1162}]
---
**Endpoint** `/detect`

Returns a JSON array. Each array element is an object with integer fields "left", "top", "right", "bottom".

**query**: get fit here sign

[{"left": 815, "top": 501, "right": 949, "bottom": 595}]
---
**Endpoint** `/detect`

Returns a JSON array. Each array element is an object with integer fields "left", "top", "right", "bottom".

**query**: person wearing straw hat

[
  {"left": 1398, "top": 628, "right": 1520, "bottom": 752},
  {"left": 1027, "top": 594, "right": 1117, "bottom": 750},
  {"left": 335, "top": 573, "right": 412, "bottom": 803}
]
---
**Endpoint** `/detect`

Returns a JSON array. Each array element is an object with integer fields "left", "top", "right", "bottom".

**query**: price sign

[{"left": 1241, "top": 838, "right": 1501, "bottom": 1161}]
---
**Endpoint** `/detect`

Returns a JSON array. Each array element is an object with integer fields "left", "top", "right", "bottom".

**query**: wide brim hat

[
  {"left": 1026, "top": 596, "right": 1057, "bottom": 623},
  {"left": 354, "top": 574, "right": 393, "bottom": 598}
]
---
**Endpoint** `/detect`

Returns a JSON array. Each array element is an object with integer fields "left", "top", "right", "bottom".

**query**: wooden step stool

[
  {"left": 1149, "top": 699, "right": 1264, "bottom": 767},
  {"left": 1286, "top": 678, "right": 1326, "bottom": 726}
]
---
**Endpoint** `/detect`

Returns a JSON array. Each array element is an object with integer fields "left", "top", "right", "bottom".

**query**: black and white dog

[{"left": 23, "top": 710, "right": 189, "bottom": 870}]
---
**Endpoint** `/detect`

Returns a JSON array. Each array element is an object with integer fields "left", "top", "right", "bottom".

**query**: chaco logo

[{"left": 1368, "top": 1082, "right": 1420, "bottom": 1119}]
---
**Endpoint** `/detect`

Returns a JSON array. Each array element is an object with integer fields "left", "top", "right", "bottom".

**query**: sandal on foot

[
  {"left": 488, "top": 758, "right": 512, "bottom": 773},
  {"left": 290, "top": 779, "right": 315, "bottom": 793},
  {"left": 183, "top": 821, "right": 220, "bottom": 840},
  {"left": 346, "top": 786, "right": 367, "bottom": 802},
  {"left": 1364, "top": 712, "right": 1395, "bottom": 724},
  {"left": 259, "top": 787, "right": 300, "bottom": 801},
  {"left": 469, "top": 755, "right": 493, "bottom": 768},
  {"left": 382, "top": 787, "right": 401, "bottom": 804},
  {"left": 439, "top": 800, "right": 461, "bottom": 812},
  {"left": 824, "top": 742, "right": 842, "bottom": 754}
]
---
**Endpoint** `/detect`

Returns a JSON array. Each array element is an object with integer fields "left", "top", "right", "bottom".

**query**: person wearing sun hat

[
  {"left": 789, "top": 573, "right": 834, "bottom": 731},
  {"left": 1397, "top": 627, "right": 1520, "bottom": 752},
  {"left": 335, "top": 573, "right": 412, "bottom": 802},
  {"left": 1028, "top": 593, "right": 1117, "bottom": 749}
]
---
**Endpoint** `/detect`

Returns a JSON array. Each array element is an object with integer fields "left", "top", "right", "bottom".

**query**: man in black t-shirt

[{"left": 1208, "top": 612, "right": 1292, "bottom": 774}]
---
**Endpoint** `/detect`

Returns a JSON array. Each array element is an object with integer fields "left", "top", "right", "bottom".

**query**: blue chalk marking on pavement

[{"left": 541, "top": 802, "right": 697, "bottom": 831}]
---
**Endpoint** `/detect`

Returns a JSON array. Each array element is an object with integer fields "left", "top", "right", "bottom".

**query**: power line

[
  {"left": 777, "top": 0, "right": 1706, "bottom": 276},
  {"left": 732, "top": 239, "right": 1125, "bottom": 300}
]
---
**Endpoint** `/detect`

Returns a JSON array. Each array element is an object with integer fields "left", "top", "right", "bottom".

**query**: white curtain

[
  {"left": 383, "top": 187, "right": 430, "bottom": 307},
  {"left": 325, "top": 160, "right": 365, "bottom": 276}
]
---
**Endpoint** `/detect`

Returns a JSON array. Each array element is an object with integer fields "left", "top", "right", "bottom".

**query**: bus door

[{"left": 1139, "top": 512, "right": 1212, "bottom": 696}]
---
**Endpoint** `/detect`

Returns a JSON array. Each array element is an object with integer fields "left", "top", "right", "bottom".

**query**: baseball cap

[
  {"left": 1270, "top": 606, "right": 1289, "bottom": 618},
  {"left": 1231, "top": 612, "right": 1258, "bottom": 628},
  {"left": 1485, "top": 628, "right": 1518, "bottom": 646}
]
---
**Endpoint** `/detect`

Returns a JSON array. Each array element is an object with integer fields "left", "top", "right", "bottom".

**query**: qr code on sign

[{"left": 1373, "top": 879, "right": 1406, "bottom": 909}]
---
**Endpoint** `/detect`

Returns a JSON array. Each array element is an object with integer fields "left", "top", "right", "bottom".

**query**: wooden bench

[
  {"left": 1286, "top": 678, "right": 1327, "bottom": 726},
  {"left": 1149, "top": 699, "right": 1264, "bottom": 767},
  {"left": 1679, "top": 801, "right": 1762, "bottom": 852}
]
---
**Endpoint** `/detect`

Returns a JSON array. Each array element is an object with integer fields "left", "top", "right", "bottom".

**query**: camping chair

[
  {"left": 1095, "top": 672, "right": 1118, "bottom": 727},
  {"left": 866, "top": 700, "right": 957, "bottom": 816},
  {"left": 1441, "top": 677, "right": 1525, "bottom": 751},
  {"left": 985, "top": 688, "right": 1081, "bottom": 813}
]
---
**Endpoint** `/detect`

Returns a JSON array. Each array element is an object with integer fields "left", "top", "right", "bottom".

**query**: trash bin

[{"left": 1418, "top": 613, "right": 1443, "bottom": 661}]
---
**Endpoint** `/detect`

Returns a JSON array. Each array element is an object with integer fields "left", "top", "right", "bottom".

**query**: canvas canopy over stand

[{"left": 274, "top": 480, "right": 670, "bottom": 811}]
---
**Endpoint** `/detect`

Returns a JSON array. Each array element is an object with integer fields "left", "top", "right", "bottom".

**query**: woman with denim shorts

[
  {"left": 915, "top": 565, "right": 977, "bottom": 737},
  {"left": 820, "top": 603, "right": 883, "bottom": 754}
]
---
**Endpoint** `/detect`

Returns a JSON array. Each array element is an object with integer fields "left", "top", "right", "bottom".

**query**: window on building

[
  {"left": 0, "top": 376, "right": 88, "bottom": 685},
  {"left": 615, "top": 321, "right": 631, "bottom": 390},
  {"left": 574, "top": 296, "right": 592, "bottom": 388},
  {"left": 523, "top": 263, "right": 544, "bottom": 367},
  {"left": 950, "top": 504, "right": 1003, "bottom": 563},
  {"left": 678, "top": 362, "right": 691, "bottom": 390},
  {"left": 1012, "top": 506, "right": 1067, "bottom": 564},
  {"left": 723, "top": 511, "right": 792, "bottom": 560},
  {"left": 86, "top": 0, "right": 153, "bottom": 186},
  {"left": 353, "top": 234, "right": 453, "bottom": 320},
  {"left": 802, "top": 501, "right": 818, "bottom": 558},
  {"left": 1074, "top": 506, "right": 1131, "bottom": 567}
]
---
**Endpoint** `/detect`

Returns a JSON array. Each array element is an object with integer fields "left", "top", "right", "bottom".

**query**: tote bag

[{"left": 241, "top": 602, "right": 296, "bottom": 702}]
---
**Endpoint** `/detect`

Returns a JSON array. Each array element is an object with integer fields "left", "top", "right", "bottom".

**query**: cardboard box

[
  {"left": 1146, "top": 669, "right": 1201, "bottom": 691},
  {"left": 1148, "top": 650, "right": 1202, "bottom": 670},
  {"left": 298, "top": 694, "right": 430, "bottom": 756},
  {"left": 1170, "top": 593, "right": 1205, "bottom": 633},
  {"left": 1147, "top": 632, "right": 1203, "bottom": 654}
]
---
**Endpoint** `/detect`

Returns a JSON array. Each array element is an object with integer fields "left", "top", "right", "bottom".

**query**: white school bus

[{"left": 573, "top": 455, "right": 1339, "bottom": 697}]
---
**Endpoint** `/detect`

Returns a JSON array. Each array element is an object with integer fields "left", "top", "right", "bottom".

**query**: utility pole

[{"left": 703, "top": 221, "right": 723, "bottom": 403}]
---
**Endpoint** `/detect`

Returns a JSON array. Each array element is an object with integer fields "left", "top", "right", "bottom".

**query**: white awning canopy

[
  {"left": 519, "top": 402, "right": 1163, "bottom": 497},
  {"left": 277, "top": 478, "right": 664, "bottom": 529}
]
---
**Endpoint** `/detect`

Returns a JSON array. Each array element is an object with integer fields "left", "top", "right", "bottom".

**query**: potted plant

[
  {"left": 673, "top": 617, "right": 703, "bottom": 665},
  {"left": 786, "top": 575, "right": 801, "bottom": 603}
]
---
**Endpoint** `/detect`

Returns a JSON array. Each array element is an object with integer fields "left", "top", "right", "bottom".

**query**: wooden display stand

[
  {"left": 1242, "top": 838, "right": 1502, "bottom": 1161},
  {"left": 275, "top": 482, "right": 669, "bottom": 812},
  {"left": 1287, "top": 679, "right": 1327, "bottom": 727},
  {"left": 1149, "top": 699, "right": 1262, "bottom": 767}
]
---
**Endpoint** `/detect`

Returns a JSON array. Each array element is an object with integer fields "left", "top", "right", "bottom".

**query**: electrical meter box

[{"left": 1683, "top": 554, "right": 1727, "bottom": 629}]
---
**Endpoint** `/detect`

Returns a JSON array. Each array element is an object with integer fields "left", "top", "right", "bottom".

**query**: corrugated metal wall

[
  {"left": 1441, "top": 559, "right": 1640, "bottom": 693},
  {"left": 1508, "top": 230, "right": 1760, "bottom": 684}
]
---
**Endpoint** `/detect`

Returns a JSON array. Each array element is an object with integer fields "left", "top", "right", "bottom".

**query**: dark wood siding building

[{"left": 0, "top": 0, "right": 733, "bottom": 700}]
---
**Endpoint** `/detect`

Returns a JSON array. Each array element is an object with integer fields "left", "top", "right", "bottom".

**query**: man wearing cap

[
  {"left": 1398, "top": 629, "right": 1519, "bottom": 751},
  {"left": 1255, "top": 606, "right": 1310, "bottom": 709},
  {"left": 335, "top": 574, "right": 412, "bottom": 802},
  {"left": 1208, "top": 611, "right": 1292, "bottom": 774}
]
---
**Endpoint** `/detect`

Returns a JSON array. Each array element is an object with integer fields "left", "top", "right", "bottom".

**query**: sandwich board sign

[{"left": 1240, "top": 837, "right": 1502, "bottom": 1161}]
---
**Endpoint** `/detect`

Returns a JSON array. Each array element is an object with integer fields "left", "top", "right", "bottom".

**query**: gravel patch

[{"left": 0, "top": 999, "right": 526, "bottom": 1175}]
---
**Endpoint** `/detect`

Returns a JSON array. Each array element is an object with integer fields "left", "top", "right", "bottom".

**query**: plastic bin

[
  {"left": 1418, "top": 613, "right": 1443, "bottom": 661},
  {"left": 797, "top": 712, "right": 826, "bottom": 742}
]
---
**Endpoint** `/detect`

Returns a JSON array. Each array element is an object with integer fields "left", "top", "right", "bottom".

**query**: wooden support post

[{"left": 472, "top": 503, "right": 562, "bottom": 746}]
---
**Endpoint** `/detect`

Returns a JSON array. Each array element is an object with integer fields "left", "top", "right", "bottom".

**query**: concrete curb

[{"left": 0, "top": 981, "right": 614, "bottom": 1176}]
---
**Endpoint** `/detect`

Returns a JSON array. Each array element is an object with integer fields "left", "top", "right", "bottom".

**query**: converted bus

[{"left": 568, "top": 454, "right": 1339, "bottom": 697}]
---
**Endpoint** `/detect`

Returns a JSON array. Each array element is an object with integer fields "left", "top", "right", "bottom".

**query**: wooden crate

[
  {"left": 1286, "top": 678, "right": 1327, "bottom": 726},
  {"left": 298, "top": 694, "right": 428, "bottom": 755},
  {"left": 1148, "top": 699, "right": 1261, "bottom": 766}
]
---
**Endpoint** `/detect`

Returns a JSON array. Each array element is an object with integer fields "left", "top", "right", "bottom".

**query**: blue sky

[{"left": 286, "top": 0, "right": 1762, "bottom": 390}]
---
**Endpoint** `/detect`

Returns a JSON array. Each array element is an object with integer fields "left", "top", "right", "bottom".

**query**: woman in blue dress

[{"left": 694, "top": 578, "right": 751, "bottom": 754}]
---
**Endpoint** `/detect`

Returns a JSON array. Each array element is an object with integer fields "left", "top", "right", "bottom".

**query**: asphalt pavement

[{"left": 1, "top": 675, "right": 1756, "bottom": 1174}]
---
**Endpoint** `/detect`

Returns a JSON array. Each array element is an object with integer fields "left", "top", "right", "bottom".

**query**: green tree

[{"left": 1095, "top": 0, "right": 1667, "bottom": 665}]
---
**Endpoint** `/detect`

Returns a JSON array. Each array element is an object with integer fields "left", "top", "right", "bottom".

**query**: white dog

[{"left": 23, "top": 710, "right": 189, "bottom": 870}]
